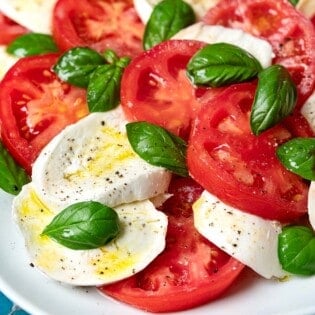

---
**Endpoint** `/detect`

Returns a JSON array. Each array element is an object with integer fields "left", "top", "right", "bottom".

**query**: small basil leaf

[
  {"left": 6, "top": 33, "right": 58, "bottom": 57},
  {"left": 87, "top": 57, "right": 130, "bottom": 112},
  {"left": 42, "top": 201, "right": 120, "bottom": 250},
  {"left": 126, "top": 121, "right": 188, "bottom": 177},
  {"left": 187, "top": 43, "right": 263, "bottom": 87},
  {"left": 143, "top": 0, "right": 195, "bottom": 50},
  {"left": 278, "top": 226, "right": 315, "bottom": 275},
  {"left": 288, "top": 0, "right": 298, "bottom": 6},
  {"left": 250, "top": 64, "right": 297, "bottom": 135},
  {"left": 0, "top": 141, "right": 30, "bottom": 195},
  {"left": 53, "top": 47, "right": 105, "bottom": 88},
  {"left": 276, "top": 137, "right": 315, "bottom": 181}
]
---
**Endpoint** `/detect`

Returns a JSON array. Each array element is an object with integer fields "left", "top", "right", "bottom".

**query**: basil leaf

[
  {"left": 278, "top": 226, "right": 315, "bottom": 275},
  {"left": 143, "top": 0, "right": 195, "bottom": 50},
  {"left": 250, "top": 65, "right": 297, "bottom": 135},
  {"left": 0, "top": 141, "right": 30, "bottom": 195},
  {"left": 87, "top": 57, "right": 130, "bottom": 112},
  {"left": 288, "top": 0, "right": 298, "bottom": 6},
  {"left": 42, "top": 201, "right": 120, "bottom": 250},
  {"left": 54, "top": 47, "right": 105, "bottom": 88},
  {"left": 187, "top": 43, "right": 263, "bottom": 87},
  {"left": 126, "top": 121, "right": 188, "bottom": 177},
  {"left": 276, "top": 137, "right": 315, "bottom": 181},
  {"left": 6, "top": 33, "right": 58, "bottom": 57}
]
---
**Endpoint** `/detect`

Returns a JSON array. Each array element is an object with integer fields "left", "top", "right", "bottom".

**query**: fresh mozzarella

[
  {"left": 133, "top": 0, "right": 220, "bottom": 24},
  {"left": 172, "top": 22, "right": 273, "bottom": 69},
  {"left": 297, "top": 0, "right": 315, "bottom": 18},
  {"left": 301, "top": 91, "right": 315, "bottom": 133},
  {"left": 32, "top": 107, "right": 171, "bottom": 212},
  {"left": 193, "top": 190, "right": 287, "bottom": 279},
  {"left": 13, "top": 183, "right": 167, "bottom": 286},
  {"left": 0, "top": 0, "right": 57, "bottom": 34},
  {"left": 308, "top": 181, "right": 315, "bottom": 230},
  {"left": 0, "top": 46, "right": 18, "bottom": 80}
]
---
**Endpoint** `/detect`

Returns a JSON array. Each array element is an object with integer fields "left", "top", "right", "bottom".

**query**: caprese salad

[{"left": 0, "top": 0, "right": 314, "bottom": 313}]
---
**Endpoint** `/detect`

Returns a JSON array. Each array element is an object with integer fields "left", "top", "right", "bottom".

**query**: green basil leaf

[
  {"left": 87, "top": 56, "right": 130, "bottom": 112},
  {"left": 276, "top": 137, "right": 315, "bottom": 181},
  {"left": 187, "top": 42, "right": 263, "bottom": 87},
  {"left": 278, "top": 226, "right": 315, "bottom": 275},
  {"left": 6, "top": 33, "right": 58, "bottom": 57},
  {"left": 0, "top": 141, "right": 30, "bottom": 195},
  {"left": 42, "top": 201, "right": 120, "bottom": 250},
  {"left": 126, "top": 121, "right": 188, "bottom": 177},
  {"left": 53, "top": 47, "right": 105, "bottom": 88},
  {"left": 288, "top": 0, "right": 298, "bottom": 6},
  {"left": 143, "top": 0, "right": 195, "bottom": 50},
  {"left": 250, "top": 64, "right": 297, "bottom": 135}
]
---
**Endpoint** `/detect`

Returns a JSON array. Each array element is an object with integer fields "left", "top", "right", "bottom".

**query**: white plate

[{"left": 0, "top": 189, "right": 315, "bottom": 315}]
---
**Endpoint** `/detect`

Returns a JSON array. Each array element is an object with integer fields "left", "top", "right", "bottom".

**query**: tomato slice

[
  {"left": 100, "top": 177, "right": 244, "bottom": 313},
  {"left": 203, "top": 0, "right": 315, "bottom": 108},
  {"left": 0, "top": 53, "right": 89, "bottom": 173},
  {"left": 187, "top": 82, "right": 308, "bottom": 222},
  {"left": 120, "top": 39, "right": 225, "bottom": 139},
  {"left": 52, "top": 0, "right": 144, "bottom": 58},
  {"left": 0, "top": 12, "right": 28, "bottom": 45}
]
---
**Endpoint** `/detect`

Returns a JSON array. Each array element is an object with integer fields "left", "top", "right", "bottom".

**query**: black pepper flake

[
  {"left": 101, "top": 121, "right": 105, "bottom": 126},
  {"left": 29, "top": 263, "right": 34, "bottom": 268}
]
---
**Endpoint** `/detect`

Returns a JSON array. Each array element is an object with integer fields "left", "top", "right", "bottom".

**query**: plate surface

[{"left": 0, "top": 189, "right": 315, "bottom": 315}]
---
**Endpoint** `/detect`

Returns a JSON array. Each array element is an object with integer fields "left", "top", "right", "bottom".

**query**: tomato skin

[
  {"left": 0, "top": 53, "right": 89, "bottom": 173},
  {"left": 203, "top": 0, "right": 315, "bottom": 108},
  {"left": 187, "top": 82, "right": 308, "bottom": 222},
  {"left": 52, "top": 0, "right": 144, "bottom": 58},
  {"left": 100, "top": 177, "right": 244, "bottom": 313}
]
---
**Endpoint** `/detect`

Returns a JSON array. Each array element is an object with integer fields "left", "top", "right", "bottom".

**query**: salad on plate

[{"left": 0, "top": 0, "right": 314, "bottom": 313}]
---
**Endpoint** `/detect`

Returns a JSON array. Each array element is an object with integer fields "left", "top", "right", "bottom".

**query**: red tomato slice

[
  {"left": 52, "top": 0, "right": 144, "bottom": 58},
  {"left": 100, "top": 177, "right": 244, "bottom": 313},
  {"left": 0, "top": 12, "right": 28, "bottom": 45},
  {"left": 0, "top": 53, "right": 89, "bottom": 173},
  {"left": 203, "top": 0, "right": 315, "bottom": 108},
  {"left": 187, "top": 82, "right": 308, "bottom": 222},
  {"left": 120, "top": 39, "right": 224, "bottom": 139}
]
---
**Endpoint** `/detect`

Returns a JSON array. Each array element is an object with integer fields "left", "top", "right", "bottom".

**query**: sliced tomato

[
  {"left": 187, "top": 82, "right": 308, "bottom": 222},
  {"left": 52, "top": 0, "right": 144, "bottom": 58},
  {"left": 0, "top": 12, "right": 28, "bottom": 45},
  {"left": 203, "top": 0, "right": 315, "bottom": 108},
  {"left": 100, "top": 176, "right": 244, "bottom": 313},
  {"left": 0, "top": 53, "right": 89, "bottom": 173},
  {"left": 120, "top": 39, "right": 225, "bottom": 139}
]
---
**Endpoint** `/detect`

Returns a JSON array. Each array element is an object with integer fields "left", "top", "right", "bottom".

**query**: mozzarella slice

[
  {"left": 172, "top": 22, "right": 273, "bottom": 68},
  {"left": 32, "top": 107, "right": 171, "bottom": 212},
  {"left": 13, "top": 183, "right": 167, "bottom": 285},
  {"left": 133, "top": 0, "right": 220, "bottom": 24},
  {"left": 301, "top": 91, "right": 315, "bottom": 133},
  {"left": 308, "top": 181, "right": 315, "bottom": 230},
  {"left": 193, "top": 190, "right": 287, "bottom": 279},
  {"left": 0, "top": 0, "right": 57, "bottom": 34},
  {"left": 0, "top": 46, "right": 19, "bottom": 80},
  {"left": 297, "top": 0, "right": 315, "bottom": 18}
]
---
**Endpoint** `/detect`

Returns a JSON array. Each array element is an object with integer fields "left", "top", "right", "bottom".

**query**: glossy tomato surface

[
  {"left": 52, "top": 0, "right": 144, "bottom": 58},
  {"left": 187, "top": 82, "right": 309, "bottom": 222},
  {"left": 100, "top": 177, "right": 244, "bottom": 313},
  {"left": 0, "top": 54, "right": 89, "bottom": 173}
]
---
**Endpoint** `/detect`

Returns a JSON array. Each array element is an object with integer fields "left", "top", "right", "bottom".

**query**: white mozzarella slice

[
  {"left": 133, "top": 0, "right": 220, "bottom": 24},
  {"left": 0, "top": 46, "right": 19, "bottom": 80},
  {"left": 297, "top": 0, "right": 315, "bottom": 18},
  {"left": 32, "top": 107, "right": 171, "bottom": 212},
  {"left": 193, "top": 190, "right": 287, "bottom": 279},
  {"left": 0, "top": 0, "right": 57, "bottom": 34},
  {"left": 308, "top": 181, "right": 315, "bottom": 230},
  {"left": 13, "top": 183, "right": 167, "bottom": 286},
  {"left": 172, "top": 22, "right": 273, "bottom": 68},
  {"left": 301, "top": 91, "right": 315, "bottom": 133}
]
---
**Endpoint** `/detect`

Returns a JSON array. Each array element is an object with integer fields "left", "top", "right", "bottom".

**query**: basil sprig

[
  {"left": 250, "top": 64, "right": 297, "bottom": 135},
  {"left": 278, "top": 226, "right": 315, "bottom": 275},
  {"left": 276, "top": 137, "right": 315, "bottom": 181},
  {"left": 42, "top": 201, "right": 120, "bottom": 250},
  {"left": 187, "top": 43, "right": 263, "bottom": 87},
  {"left": 143, "top": 0, "right": 195, "bottom": 50},
  {"left": 126, "top": 121, "right": 188, "bottom": 177},
  {"left": 6, "top": 33, "right": 58, "bottom": 57}
]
